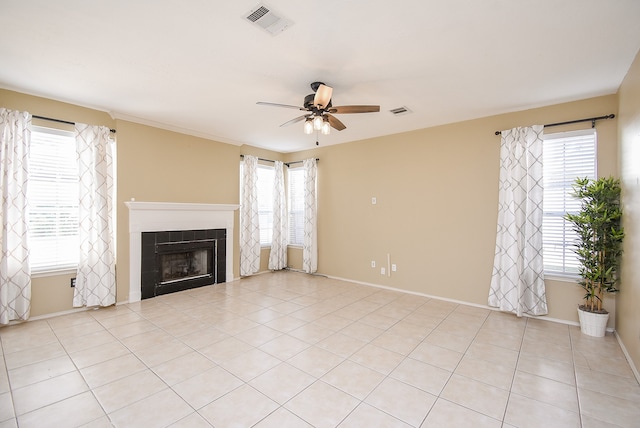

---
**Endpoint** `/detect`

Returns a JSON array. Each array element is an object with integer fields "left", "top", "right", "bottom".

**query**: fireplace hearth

[{"left": 141, "top": 229, "right": 226, "bottom": 299}]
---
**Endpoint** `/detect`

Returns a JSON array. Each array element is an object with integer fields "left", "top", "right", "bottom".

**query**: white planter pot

[{"left": 578, "top": 307, "right": 609, "bottom": 337}]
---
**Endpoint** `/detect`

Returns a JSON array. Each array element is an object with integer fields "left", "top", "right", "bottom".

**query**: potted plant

[{"left": 565, "top": 176, "right": 624, "bottom": 337}]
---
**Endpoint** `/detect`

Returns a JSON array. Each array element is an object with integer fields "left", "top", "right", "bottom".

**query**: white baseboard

[
  {"left": 324, "top": 273, "right": 581, "bottom": 327},
  {"left": 27, "top": 306, "right": 91, "bottom": 322},
  {"left": 615, "top": 331, "right": 640, "bottom": 384}
]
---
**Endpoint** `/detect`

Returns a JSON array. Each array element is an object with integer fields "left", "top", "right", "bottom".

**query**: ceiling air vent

[
  {"left": 244, "top": 3, "right": 293, "bottom": 36},
  {"left": 389, "top": 106, "right": 412, "bottom": 116}
]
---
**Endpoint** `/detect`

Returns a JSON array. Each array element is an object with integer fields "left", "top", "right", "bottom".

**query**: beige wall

[
  {"left": 0, "top": 89, "right": 621, "bottom": 330},
  {"left": 617, "top": 48, "right": 640, "bottom": 372},
  {"left": 287, "top": 95, "right": 619, "bottom": 326},
  {"left": 115, "top": 120, "right": 246, "bottom": 307}
]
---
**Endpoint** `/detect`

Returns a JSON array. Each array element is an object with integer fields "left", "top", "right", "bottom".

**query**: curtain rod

[
  {"left": 32, "top": 114, "right": 117, "bottom": 134},
  {"left": 494, "top": 114, "right": 615, "bottom": 136},
  {"left": 239, "top": 154, "right": 319, "bottom": 167}
]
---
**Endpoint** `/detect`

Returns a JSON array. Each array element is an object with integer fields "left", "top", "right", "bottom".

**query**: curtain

[
  {"left": 0, "top": 109, "right": 31, "bottom": 324},
  {"left": 268, "top": 160, "right": 287, "bottom": 270},
  {"left": 240, "top": 155, "right": 260, "bottom": 276},
  {"left": 302, "top": 158, "right": 318, "bottom": 274},
  {"left": 488, "top": 125, "right": 547, "bottom": 316},
  {"left": 74, "top": 124, "right": 116, "bottom": 307}
]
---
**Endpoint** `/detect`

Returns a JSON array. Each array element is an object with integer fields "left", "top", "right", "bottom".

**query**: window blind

[
  {"left": 542, "top": 129, "right": 597, "bottom": 275},
  {"left": 28, "top": 127, "right": 79, "bottom": 272},
  {"left": 256, "top": 164, "right": 274, "bottom": 246},
  {"left": 288, "top": 167, "right": 304, "bottom": 246}
]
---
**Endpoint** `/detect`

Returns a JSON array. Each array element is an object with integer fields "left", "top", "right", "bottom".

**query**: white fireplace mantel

[{"left": 125, "top": 201, "right": 239, "bottom": 303}]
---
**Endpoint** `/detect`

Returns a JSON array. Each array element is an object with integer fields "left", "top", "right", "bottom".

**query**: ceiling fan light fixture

[
  {"left": 313, "top": 115, "right": 324, "bottom": 131},
  {"left": 303, "top": 119, "right": 314, "bottom": 134},
  {"left": 321, "top": 119, "right": 331, "bottom": 135},
  {"left": 314, "top": 84, "right": 333, "bottom": 108}
]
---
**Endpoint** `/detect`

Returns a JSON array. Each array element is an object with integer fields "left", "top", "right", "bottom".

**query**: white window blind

[
  {"left": 288, "top": 167, "right": 304, "bottom": 246},
  {"left": 28, "top": 127, "right": 79, "bottom": 273},
  {"left": 257, "top": 164, "right": 274, "bottom": 246},
  {"left": 542, "top": 129, "right": 597, "bottom": 275}
]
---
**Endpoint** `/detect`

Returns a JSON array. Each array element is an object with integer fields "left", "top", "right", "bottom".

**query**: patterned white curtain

[
  {"left": 489, "top": 125, "right": 547, "bottom": 316},
  {"left": 74, "top": 124, "right": 116, "bottom": 307},
  {"left": 268, "top": 160, "right": 287, "bottom": 270},
  {"left": 302, "top": 158, "right": 318, "bottom": 274},
  {"left": 240, "top": 155, "right": 260, "bottom": 276},
  {"left": 0, "top": 109, "right": 32, "bottom": 324}
]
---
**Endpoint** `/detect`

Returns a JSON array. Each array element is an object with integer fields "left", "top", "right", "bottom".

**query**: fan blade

[
  {"left": 280, "top": 115, "right": 308, "bottom": 127},
  {"left": 257, "top": 102, "right": 306, "bottom": 110},
  {"left": 313, "top": 84, "right": 333, "bottom": 108},
  {"left": 328, "top": 105, "right": 380, "bottom": 114},
  {"left": 327, "top": 114, "right": 346, "bottom": 131}
]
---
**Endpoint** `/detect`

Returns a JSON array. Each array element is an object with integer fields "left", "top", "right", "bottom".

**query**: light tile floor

[{"left": 0, "top": 271, "right": 638, "bottom": 427}]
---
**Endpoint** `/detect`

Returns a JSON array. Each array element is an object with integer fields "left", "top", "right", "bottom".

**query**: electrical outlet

[
  {"left": 371, "top": 197, "right": 377, "bottom": 205},
  {"left": 391, "top": 264, "right": 397, "bottom": 272},
  {"left": 381, "top": 267, "right": 386, "bottom": 275},
  {"left": 70, "top": 277, "right": 76, "bottom": 288},
  {"left": 371, "top": 261, "right": 376, "bottom": 268}
]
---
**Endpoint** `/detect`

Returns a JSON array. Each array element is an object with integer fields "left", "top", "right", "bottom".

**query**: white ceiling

[{"left": 1, "top": 0, "right": 639, "bottom": 153}]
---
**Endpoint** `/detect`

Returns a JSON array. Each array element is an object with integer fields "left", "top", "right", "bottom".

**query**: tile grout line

[{"left": 500, "top": 315, "right": 529, "bottom": 426}]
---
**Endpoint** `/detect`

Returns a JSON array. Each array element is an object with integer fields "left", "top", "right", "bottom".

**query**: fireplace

[
  {"left": 141, "top": 229, "right": 226, "bottom": 299},
  {"left": 125, "top": 201, "right": 239, "bottom": 303}
]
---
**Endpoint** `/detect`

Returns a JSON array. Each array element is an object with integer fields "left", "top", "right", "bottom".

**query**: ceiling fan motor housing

[{"left": 304, "top": 94, "right": 332, "bottom": 111}]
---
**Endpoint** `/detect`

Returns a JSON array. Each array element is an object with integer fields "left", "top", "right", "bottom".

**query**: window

[
  {"left": 542, "top": 129, "right": 597, "bottom": 276},
  {"left": 256, "top": 165, "right": 274, "bottom": 246},
  {"left": 288, "top": 167, "right": 305, "bottom": 246},
  {"left": 28, "top": 127, "right": 79, "bottom": 273},
  {"left": 239, "top": 161, "right": 275, "bottom": 246}
]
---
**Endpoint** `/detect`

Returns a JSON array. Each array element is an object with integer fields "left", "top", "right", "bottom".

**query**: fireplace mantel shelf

[{"left": 125, "top": 201, "right": 239, "bottom": 212}]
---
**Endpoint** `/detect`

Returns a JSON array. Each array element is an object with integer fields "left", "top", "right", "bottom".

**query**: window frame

[
  {"left": 287, "top": 166, "right": 305, "bottom": 247},
  {"left": 239, "top": 161, "right": 275, "bottom": 247},
  {"left": 541, "top": 128, "right": 597, "bottom": 279},
  {"left": 256, "top": 164, "right": 275, "bottom": 247},
  {"left": 28, "top": 126, "right": 80, "bottom": 275}
]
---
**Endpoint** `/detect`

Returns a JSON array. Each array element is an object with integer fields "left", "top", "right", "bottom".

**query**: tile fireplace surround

[{"left": 125, "top": 201, "right": 238, "bottom": 303}]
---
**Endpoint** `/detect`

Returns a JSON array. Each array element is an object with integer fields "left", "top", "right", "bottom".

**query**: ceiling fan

[{"left": 257, "top": 82, "right": 380, "bottom": 136}]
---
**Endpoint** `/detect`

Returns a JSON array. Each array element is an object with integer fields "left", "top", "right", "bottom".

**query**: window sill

[
  {"left": 31, "top": 268, "right": 77, "bottom": 278},
  {"left": 544, "top": 272, "right": 580, "bottom": 283},
  {"left": 262, "top": 245, "right": 304, "bottom": 249}
]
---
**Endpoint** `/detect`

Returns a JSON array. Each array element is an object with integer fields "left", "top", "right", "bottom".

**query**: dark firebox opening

[
  {"left": 159, "top": 242, "right": 214, "bottom": 285},
  {"left": 141, "top": 229, "right": 226, "bottom": 299}
]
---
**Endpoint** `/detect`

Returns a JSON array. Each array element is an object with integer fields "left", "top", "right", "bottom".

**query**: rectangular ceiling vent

[
  {"left": 389, "top": 106, "right": 412, "bottom": 116},
  {"left": 244, "top": 3, "right": 293, "bottom": 36}
]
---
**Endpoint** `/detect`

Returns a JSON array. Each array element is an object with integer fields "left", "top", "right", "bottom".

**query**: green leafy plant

[{"left": 565, "top": 177, "right": 624, "bottom": 314}]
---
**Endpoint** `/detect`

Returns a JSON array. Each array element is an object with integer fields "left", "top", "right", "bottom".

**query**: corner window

[
  {"left": 239, "top": 161, "right": 275, "bottom": 246},
  {"left": 287, "top": 167, "right": 304, "bottom": 246},
  {"left": 542, "top": 129, "right": 597, "bottom": 276},
  {"left": 256, "top": 165, "right": 274, "bottom": 246}
]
